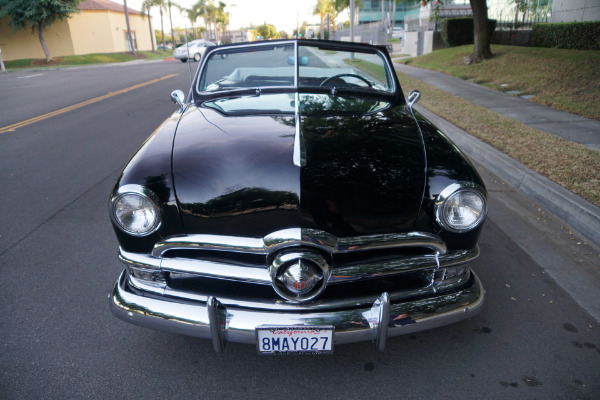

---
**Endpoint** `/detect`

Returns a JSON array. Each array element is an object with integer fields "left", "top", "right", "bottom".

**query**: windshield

[{"left": 196, "top": 41, "right": 394, "bottom": 95}]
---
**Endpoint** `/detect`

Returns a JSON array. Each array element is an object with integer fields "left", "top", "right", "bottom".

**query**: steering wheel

[{"left": 320, "top": 73, "right": 373, "bottom": 87}]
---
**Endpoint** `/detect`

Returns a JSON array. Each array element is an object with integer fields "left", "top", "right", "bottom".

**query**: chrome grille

[{"left": 120, "top": 228, "right": 477, "bottom": 307}]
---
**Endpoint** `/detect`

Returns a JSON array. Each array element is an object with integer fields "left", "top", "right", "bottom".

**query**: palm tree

[
  {"left": 123, "top": 0, "right": 136, "bottom": 53},
  {"left": 190, "top": 3, "right": 204, "bottom": 39},
  {"left": 141, "top": 0, "right": 158, "bottom": 51},
  {"left": 195, "top": 0, "right": 209, "bottom": 40},
  {"left": 205, "top": 1, "right": 217, "bottom": 41},
  {"left": 153, "top": 0, "right": 167, "bottom": 48},
  {"left": 313, "top": 0, "right": 335, "bottom": 39},
  {"left": 167, "top": 0, "right": 177, "bottom": 46},
  {"left": 177, "top": 4, "right": 201, "bottom": 40},
  {"left": 215, "top": 1, "right": 228, "bottom": 42}
]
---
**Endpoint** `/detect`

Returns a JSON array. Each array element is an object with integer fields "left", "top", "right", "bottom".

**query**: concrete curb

[{"left": 415, "top": 105, "right": 600, "bottom": 249}]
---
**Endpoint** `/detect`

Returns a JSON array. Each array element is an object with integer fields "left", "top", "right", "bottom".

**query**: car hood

[{"left": 172, "top": 95, "right": 426, "bottom": 238}]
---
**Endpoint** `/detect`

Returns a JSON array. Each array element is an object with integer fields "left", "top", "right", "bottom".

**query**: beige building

[{"left": 0, "top": 0, "right": 156, "bottom": 61}]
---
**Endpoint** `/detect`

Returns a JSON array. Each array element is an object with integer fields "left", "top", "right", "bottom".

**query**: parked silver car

[{"left": 173, "top": 40, "right": 215, "bottom": 62}]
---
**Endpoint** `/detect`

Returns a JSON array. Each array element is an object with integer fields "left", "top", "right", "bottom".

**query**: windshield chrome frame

[{"left": 192, "top": 39, "right": 401, "bottom": 104}]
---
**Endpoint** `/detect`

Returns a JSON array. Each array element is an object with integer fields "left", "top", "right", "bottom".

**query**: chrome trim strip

[
  {"left": 336, "top": 232, "right": 446, "bottom": 254},
  {"left": 331, "top": 247, "right": 478, "bottom": 283},
  {"left": 151, "top": 229, "right": 447, "bottom": 257},
  {"left": 152, "top": 234, "right": 266, "bottom": 257},
  {"left": 119, "top": 248, "right": 160, "bottom": 269},
  {"left": 293, "top": 92, "right": 306, "bottom": 167},
  {"left": 127, "top": 274, "right": 166, "bottom": 295},
  {"left": 163, "top": 277, "right": 436, "bottom": 311},
  {"left": 110, "top": 270, "right": 484, "bottom": 351},
  {"left": 121, "top": 245, "right": 476, "bottom": 286},
  {"left": 135, "top": 264, "right": 469, "bottom": 312},
  {"left": 162, "top": 258, "right": 271, "bottom": 284}
]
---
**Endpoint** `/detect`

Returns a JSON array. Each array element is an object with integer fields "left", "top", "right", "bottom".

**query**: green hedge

[
  {"left": 532, "top": 22, "right": 600, "bottom": 50},
  {"left": 441, "top": 17, "right": 497, "bottom": 47}
]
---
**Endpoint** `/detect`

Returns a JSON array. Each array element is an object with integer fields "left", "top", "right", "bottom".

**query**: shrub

[
  {"left": 532, "top": 22, "right": 600, "bottom": 50},
  {"left": 441, "top": 18, "right": 497, "bottom": 47}
]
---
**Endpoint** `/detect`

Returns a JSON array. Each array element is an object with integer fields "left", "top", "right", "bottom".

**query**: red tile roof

[{"left": 78, "top": 0, "right": 142, "bottom": 15}]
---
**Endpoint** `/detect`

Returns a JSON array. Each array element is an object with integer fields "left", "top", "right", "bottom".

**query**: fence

[
  {"left": 403, "top": 6, "right": 551, "bottom": 33},
  {"left": 330, "top": 21, "right": 389, "bottom": 45},
  {"left": 495, "top": 13, "right": 551, "bottom": 30}
]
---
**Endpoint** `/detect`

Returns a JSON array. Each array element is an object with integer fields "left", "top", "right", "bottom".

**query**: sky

[{"left": 122, "top": 0, "right": 326, "bottom": 33}]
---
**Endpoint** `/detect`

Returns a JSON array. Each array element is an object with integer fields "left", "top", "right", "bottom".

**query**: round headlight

[
  {"left": 435, "top": 183, "right": 486, "bottom": 233},
  {"left": 111, "top": 186, "right": 161, "bottom": 236}
]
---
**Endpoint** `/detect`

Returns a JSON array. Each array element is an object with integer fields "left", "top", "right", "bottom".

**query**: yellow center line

[{"left": 0, "top": 74, "right": 180, "bottom": 135}]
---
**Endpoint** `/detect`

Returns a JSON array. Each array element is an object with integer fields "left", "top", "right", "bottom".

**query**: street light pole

[{"left": 350, "top": 0, "right": 354, "bottom": 43}]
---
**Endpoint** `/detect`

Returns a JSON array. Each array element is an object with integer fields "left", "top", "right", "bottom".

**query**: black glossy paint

[
  {"left": 172, "top": 105, "right": 301, "bottom": 236},
  {"left": 111, "top": 40, "right": 486, "bottom": 253},
  {"left": 415, "top": 113, "right": 487, "bottom": 250},
  {"left": 170, "top": 94, "right": 427, "bottom": 238},
  {"left": 111, "top": 113, "right": 184, "bottom": 253},
  {"left": 299, "top": 97, "right": 426, "bottom": 236}
]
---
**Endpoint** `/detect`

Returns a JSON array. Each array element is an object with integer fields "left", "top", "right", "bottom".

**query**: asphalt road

[{"left": 0, "top": 59, "right": 598, "bottom": 399}]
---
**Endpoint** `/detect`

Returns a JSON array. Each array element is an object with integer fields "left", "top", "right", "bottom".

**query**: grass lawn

[
  {"left": 340, "top": 52, "right": 599, "bottom": 206},
  {"left": 398, "top": 73, "right": 600, "bottom": 206},
  {"left": 396, "top": 45, "right": 600, "bottom": 121},
  {"left": 4, "top": 50, "right": 172, "bottom": 69}
]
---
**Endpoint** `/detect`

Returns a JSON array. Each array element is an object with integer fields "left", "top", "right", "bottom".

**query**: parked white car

[
  {"left": 174, "top": 40, "right": 215, "bottom": 62},
  {"left": 392, "top": 27, "right": 404, "bottom": 39}
]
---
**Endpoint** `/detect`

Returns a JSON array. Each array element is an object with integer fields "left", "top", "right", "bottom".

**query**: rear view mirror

[{"left": 287, "top": 56, "right": 309, "bottom": 66}]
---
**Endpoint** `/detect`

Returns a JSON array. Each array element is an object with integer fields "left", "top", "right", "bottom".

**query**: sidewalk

[{"left": 391, "top": 61, "right": 600, "bottom": 249}]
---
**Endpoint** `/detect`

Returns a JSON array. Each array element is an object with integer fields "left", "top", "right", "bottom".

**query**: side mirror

[
  {"left": 171, "top": 90, "right": 185, "bottom": 111},
  {"left": 407, "top": 90, "right": 420, "bottom": 112},
  {"left": 407, "top": 90, "right": 420, "bottom": 106}
]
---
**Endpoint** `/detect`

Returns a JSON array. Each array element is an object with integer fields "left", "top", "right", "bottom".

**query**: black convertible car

[{"left": 109, "top": 39, "right": 487, "bottom": 354}]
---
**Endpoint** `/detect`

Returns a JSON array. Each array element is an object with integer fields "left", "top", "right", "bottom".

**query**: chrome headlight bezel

[
  {"left": 434, "top": 182, "right": 487, "bottom": 233},
  {"left": 110, "top": 184, "right": 162, "bottom": 237}
]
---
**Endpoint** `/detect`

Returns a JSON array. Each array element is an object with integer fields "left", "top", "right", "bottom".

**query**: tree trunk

[
  {"left": 320, "top": 16, "right": 324, "bottom": 39},
  {"left": 168, "top": 1, "right": 174, "bottom": 46},
  {"left": 202, "top": 1, "right": 209, "bottom": 40},
  {"left": 36, "top": 20, "right": 52, "bottom": 62},
  {"left": 147, "top": 3, "right": 155, "bottom": 52},
  {"left": 160, "top": 8, "right": 165, "bottom": 48},
  {"left": 466, "top": 0, "right": 492, "bottom": 64},
  {"left": 522, "top": 0, "right": 528, "bottom": 24},
  {"left": 124, "top": 0, "right": 135, "bottom": 53}
]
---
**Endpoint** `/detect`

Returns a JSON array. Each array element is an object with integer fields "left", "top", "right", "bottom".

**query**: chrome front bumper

[{"left": 110, "top": 269, "right": 484, "bottom": 352}]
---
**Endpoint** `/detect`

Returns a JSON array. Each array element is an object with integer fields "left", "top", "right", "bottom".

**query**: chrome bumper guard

[{"left": 110, "top": 269, "right": 484, "bottom": 352}]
